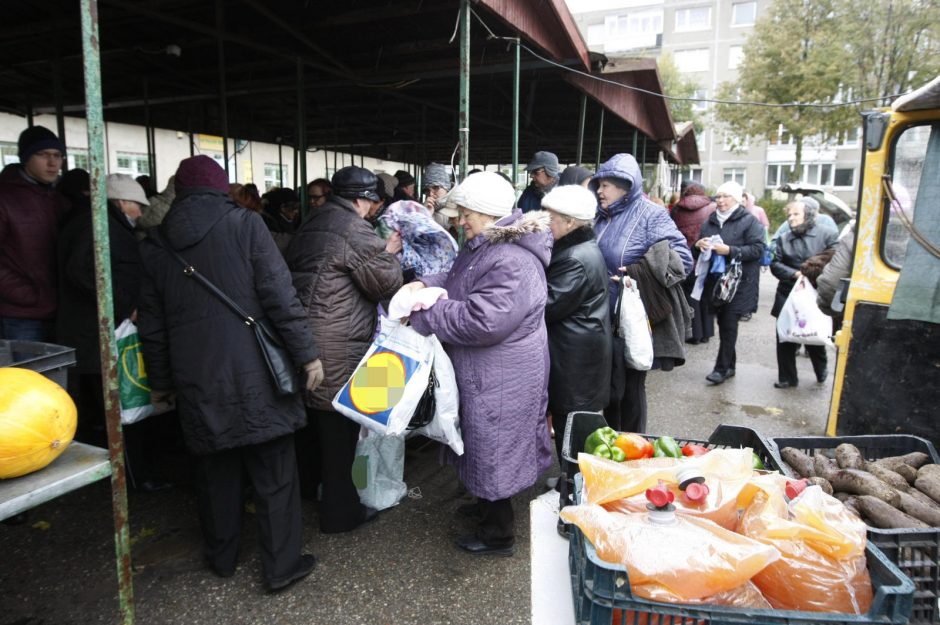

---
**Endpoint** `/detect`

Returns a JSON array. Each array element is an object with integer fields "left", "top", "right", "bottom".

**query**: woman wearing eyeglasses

[{"left": 694, "top": 181, "right": 765, "bottom": 385}]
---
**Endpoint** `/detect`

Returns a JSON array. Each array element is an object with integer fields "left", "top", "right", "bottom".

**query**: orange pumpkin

[{"left": 0, "top": 367, "right": 77, "bottom": 479}]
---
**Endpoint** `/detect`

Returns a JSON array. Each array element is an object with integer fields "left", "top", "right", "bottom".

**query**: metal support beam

[
  {"left": 143, "top": 79, "right": 155, "bottom": 184},
  {"left": 216, "top": 0, "right": 229, "bottom": 175},
  {"left": 458, "top": 0, "right": 470, "bottom": 179},
  {"left": 632, "top": 130, "right": 638, "bottom": 159},
  {"left": 52, "top": 59, "right": 66, "bottom": 164},
  {"left": 576, "top": 94, "right": 587, "bottom": 167},
  {"left": 511, "top": 38, "right": 519, "bottom": 190},
  {"left": 80, "top": 2, "right": 134, "bottom": 623},
  {"left": 595, "top": 108, "right": 605, "bottom": 170},
  {"left": 641, "top": 135, "right": 647, "bottom": 166},
  {"left": 297, "top": 58, "right": 307, "bottom": 215},
  {"left": 278, "top": 141, "right": 283, "bottom": 187}
]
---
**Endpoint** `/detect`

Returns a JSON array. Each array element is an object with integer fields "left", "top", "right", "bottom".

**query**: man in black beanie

[
  {"left": 392, "top": 169, "right": 416, "bottom": 203},
  {"left": 0, "top": 125, "right": 68, "bottom": 340}
]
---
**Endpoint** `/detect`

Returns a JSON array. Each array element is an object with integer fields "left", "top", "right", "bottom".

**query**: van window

[{"left": 884, "top": 124, "right": 935, "bottom": 268}]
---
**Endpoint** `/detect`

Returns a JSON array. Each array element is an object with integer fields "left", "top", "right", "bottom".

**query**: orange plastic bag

[
  {"left": 580, "top": 448, "right": 756, "bottom": 529},
  {"left": 611, "top": 583, "right": 771, "bottom": 625},
  {"left": 560, "top": 503, "right": 779, "bottom": 602},
  {"left": 738, "top": 475, "right": 873, "bottom": 613}
]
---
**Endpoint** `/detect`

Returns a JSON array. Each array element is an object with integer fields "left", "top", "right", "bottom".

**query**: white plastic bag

[
  {"left": 776, "top": 276, "right": 833, "bottom": 346},
  {"left": 333, "top": 317, "right": 435, "bottom": 434},
  {"left": 617, "top": 277, "right": 654, "bottom": 370},
  {"left": 410, "top": 336, "right": 463, "bottom": 455},
  {"left": 353, "top": 430, "right": 407, "bottom": 510}
]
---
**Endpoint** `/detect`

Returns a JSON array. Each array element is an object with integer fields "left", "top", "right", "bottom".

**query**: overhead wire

[{"left": 467, "top": 7, "right": 912, "bottom": 110}]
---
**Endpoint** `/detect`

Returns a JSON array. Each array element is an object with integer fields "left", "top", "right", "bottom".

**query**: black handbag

[
  {"left": 407, "top": 369, "right": 437, "bottom": 430},
  {"left": 711, "top": 257, "right": 743, "bottom": 307},
  {"left": 150, "top": 232, "right": 301, "bottom": 396}
]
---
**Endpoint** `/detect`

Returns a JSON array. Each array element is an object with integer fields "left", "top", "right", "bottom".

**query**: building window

[
  {"left": 766, "top": 163, "right": 793, "bottom": 187},
  {"left": 731, "top": 1, "right": 757, "bottom": 26},
  {"left": 675, "top": 6, "right": 710, "bottom": 32},
  {"left": 803, "top": 163, "right": 834, "bottom": 186},
  {"left": 723, "top": 168, "right": 746, "bottom": 185},
  {"left": 728, "top": 45, "right": 745, "bottom": 70},
  {"left": 68, "top": 150, "right": 89, "bottom": 171},
  {"left": 263, "top": 164, "right": 288, "bottom": 191},
  {"left": 723, "top": 133, "right": 749, "bottom": 152},
  {"left": 692, "top": 88, "right": 709, "bottom": 111},
  {"left": 598, "top": 9, "right": 663, "bottom": 51},
  {"left": 115, "top": 152, "right": 150, "bottom": 176},
  {"left": 674, "top": 48, "right": 709, "bottom": 73},
  {"left": 0, "top": 142, "right": 19, "bottom": 166},
  {"left": 840, "top": 126, "right": 860, "bottom": 146},
  {"left": 834, "top": 167, "right": 855, "bottom": 188},
  {"left": 768, "top": 125, "right": 794, "bottom": 146}
]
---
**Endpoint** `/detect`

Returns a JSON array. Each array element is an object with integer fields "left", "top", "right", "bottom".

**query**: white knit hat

[
  {"left": 715, "top": 181, "right": 744, "bottom": 205},
  {"left": 449, "top": 171, "right": 515, "bottom": 218},
  {"left": 541, "top": 185, "right": 597, "bottom": 221},
  {"left": 106, "top": 173, "right": 150, "bottom": 206}
]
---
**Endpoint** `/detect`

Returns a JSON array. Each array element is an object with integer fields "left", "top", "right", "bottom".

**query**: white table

[
  {"left": 0, "top": 442, "right": 111, "bottom": 521},
  {"left": 530, "top": 489, "right": 577, "bottom": 624}
]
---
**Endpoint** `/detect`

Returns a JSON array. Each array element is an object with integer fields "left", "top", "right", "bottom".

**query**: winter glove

[{"left": 303, "top": 359, "right": 325, "bottom": 392}]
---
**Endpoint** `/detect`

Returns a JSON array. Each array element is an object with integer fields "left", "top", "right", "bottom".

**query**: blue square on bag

[{"left": 336, "top": 348, "right": 420, "bottom": 425}]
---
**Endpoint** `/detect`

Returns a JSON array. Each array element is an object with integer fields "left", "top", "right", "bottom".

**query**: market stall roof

[
  {"left": 674, "top": 122, "right": 700, "bottom": 166},
  {"left": 0, "top": 0, "right": 694, "bottom": 166}
]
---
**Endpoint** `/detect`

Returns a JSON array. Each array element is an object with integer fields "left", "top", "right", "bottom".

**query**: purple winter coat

[
  {"left": 590, "top": 154, "right": 692, "bottom": 312},
  {"left": 410, "top": 210, "right": 554, "bottom": 501}
]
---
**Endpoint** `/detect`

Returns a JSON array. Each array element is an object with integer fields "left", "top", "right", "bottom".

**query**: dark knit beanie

[
  {"left": 174, "top": 155, "right": 230, "bottom": 193},
  {"left": 394, "top": 169, "right": 415, "bottom": 186},
  {"left": 18, "top": 125, "right": 65, "bottom": 162}
]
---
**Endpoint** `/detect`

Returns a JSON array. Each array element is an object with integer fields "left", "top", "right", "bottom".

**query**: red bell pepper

[{"left": 681, "top": 443, "right": 710, "bottom": 457}]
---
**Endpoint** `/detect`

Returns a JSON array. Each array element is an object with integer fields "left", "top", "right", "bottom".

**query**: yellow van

[{"left": 827, "top": 75, "right": 940, "bottom": 446}]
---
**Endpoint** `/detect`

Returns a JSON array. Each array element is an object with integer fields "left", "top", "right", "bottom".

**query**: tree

[
  {"left": 714, "top": 0, "right": 856, "bottom": 182},
  {"left": 657, "top": 53, "right": 703, "bottom": 134},
  {"left": 836, "top": 0, "right": 940, "bottom": 102}
]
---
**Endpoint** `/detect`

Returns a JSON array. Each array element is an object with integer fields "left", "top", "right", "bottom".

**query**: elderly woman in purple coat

[{"left": 405, "top": 171, "right": 553, "bottom": 557}]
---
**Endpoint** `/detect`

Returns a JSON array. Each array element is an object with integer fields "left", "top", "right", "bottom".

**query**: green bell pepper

[
  {"left": 584, "top": 427, "right": 618, "bottom": 454},
  {"left": 656, "top": 436, "right": 682, "bottom": 459},
  {"left": 609, "top": 446, "right": 626, "bottom": 462},
  {"left": 590, "top": 442, "right": 626, "bottom": 462},
  {"left": 752, "top": 452, "right": 765, "bottom": 470},
  {"left": 652, "top": 439, "right": 666, "bottom": 458}
]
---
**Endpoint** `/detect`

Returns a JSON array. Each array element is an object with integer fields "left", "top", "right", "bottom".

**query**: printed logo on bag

[
  {"left": 338, "top": 349, "right": 420, "bottom": 424},
  {"left": 118, "top": 338, "right": 151, "bottom": 409}
]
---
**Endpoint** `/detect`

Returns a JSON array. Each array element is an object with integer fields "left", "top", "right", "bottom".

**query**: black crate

[
  {"left": 0, "top": 340, "right": 76, "bottom": 387},
  {"left": 568, "top": 475, "right": 916, "bottom": 625},
  {"left": 772, "top": 434, "right": 940, "bottom": 624}
]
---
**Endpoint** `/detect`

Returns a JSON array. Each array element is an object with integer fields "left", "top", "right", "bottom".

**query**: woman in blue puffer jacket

[{"left": 590, "top": 154, "right": 693, "bottom": 433}]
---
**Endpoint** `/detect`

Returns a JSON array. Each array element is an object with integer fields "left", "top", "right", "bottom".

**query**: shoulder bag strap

[{"left": 148, "top": 229, "right": 256, "bottom": 327}]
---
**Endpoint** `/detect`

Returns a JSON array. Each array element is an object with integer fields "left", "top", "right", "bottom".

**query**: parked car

[{"left": 778, "top": 182, "right": 854, "bottom": 233}]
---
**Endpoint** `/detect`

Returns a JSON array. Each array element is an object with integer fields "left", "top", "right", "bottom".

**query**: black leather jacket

[{"left": 771, "top": 223, "right": 839, "bottom": 317}]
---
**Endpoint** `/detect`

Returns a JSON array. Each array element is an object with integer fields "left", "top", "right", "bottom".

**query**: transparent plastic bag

[
  {"left": 580, "top": 448, "right": 756, "bottom": 529},
  {"left": 560, "top": 504, "right": 779, "bottom": 602},
  {"left": 737, "top": 475, "right": 873, "bottom": 613}
]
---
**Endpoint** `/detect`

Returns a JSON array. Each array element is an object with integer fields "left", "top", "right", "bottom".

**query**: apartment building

[{"left": 566, "top": 0, "right": 862, "bottom": 207}]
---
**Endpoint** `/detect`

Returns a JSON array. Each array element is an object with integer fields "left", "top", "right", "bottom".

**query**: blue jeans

[{"left": 0, "top": 317, "right": 53, "bottom": 342}]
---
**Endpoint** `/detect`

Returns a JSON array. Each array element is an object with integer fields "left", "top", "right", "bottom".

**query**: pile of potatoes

[{"left": 780, "top": 444, "right": 940, "bottom": 529}]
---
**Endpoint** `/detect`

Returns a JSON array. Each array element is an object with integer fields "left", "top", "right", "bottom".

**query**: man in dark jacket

[
  {"left": 0, "top": 126, "right": 68, "bottom": 340},
  {"left": 137, "top": 155, "right": 323, "bottom": 592},
  {"left": 286, "top": 166, "right": 402, "bottom": 534},
  {"left": 517, "top": 151, "right": 560, "bottom": 213}
]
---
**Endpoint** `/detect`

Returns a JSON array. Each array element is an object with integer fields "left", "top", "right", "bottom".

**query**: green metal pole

[
  {"left": 632, "top": 130, "right": 638, "bottom": 159},
  {"left": 576, "top": 94, "right": 587, "bottom": 167},
  {"left": 80, "top": 2, "right": 135, "bottom": 624},
  {"left": 511, "top": 38, "right": 519, "bottom": 191},
  {"left": 297, "top": 58, "right": 307, "bottom": 218},
  {"left": 458, "top": 0, "right": 470, "bottom": 179},
  {"left": 595, "top": 108, "right": 605, "bottom": 170},
  {"left": 216, "top": 0, "right": 229, "bottom": 175},
  {"left": 642, "top": 135, "right": 647, "bottom": 166}
]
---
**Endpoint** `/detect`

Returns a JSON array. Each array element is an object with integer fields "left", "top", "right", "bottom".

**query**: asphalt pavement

[{"left": 0, "top": 270, "right": 832, "bottom": 625}]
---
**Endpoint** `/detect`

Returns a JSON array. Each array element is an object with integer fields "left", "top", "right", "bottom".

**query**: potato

[
  {"left": 896, "top": 490, "right": 940, "bottom": 526},
  {"left": 780, "top": 447, "right": 815, "bottom": 478},
  {"left": 841, "top": 495, "right": 861, "bottom": 518},
  {"left": 914, "top": 475, "right": 940, "bottom": 506},
  {"left": 835, "top": 443, "right": 865, "bottom": 470},
  {"left": 807, "top": 476, "right": 833, "bottom": 495},
  {"left": 813, "top": 453, "right": 837, "bottom": 479},
  {"left": 906, "top": 487, "right": 940, "bottom": 511},
  {"left": 875, "top": 461, "right": 918, "bottom": 484},
  {"left": 829, "top": 469, "right": 900, "bottom": 507},
  {"left": 917, "top": 464, "right": 940, "bottom": 481},
  {"left": 856, "top": 495, "right": 928, "bottom": 529},
  {"left": 877, "top": 452, "right": 930, "bottom": 472},
  {"left": 865, "top": 462, "right": 910, "bottom": 492}
]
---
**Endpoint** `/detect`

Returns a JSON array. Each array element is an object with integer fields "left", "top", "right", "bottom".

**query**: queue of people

[{"left": 4, "top": 124, "right": 848, "bottom": 586}]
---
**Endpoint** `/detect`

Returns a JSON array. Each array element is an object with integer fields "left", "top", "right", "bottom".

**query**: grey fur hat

[{"left": 422, "top": 163, "right": 454, "bottom": 191}]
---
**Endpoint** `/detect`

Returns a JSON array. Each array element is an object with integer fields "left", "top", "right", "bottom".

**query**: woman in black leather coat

[{"left": 541, "top": 185, "right": 611, "bottom": 460}]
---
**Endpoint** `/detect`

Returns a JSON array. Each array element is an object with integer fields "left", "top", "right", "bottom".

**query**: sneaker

[
  {"left": 545, "top": 476, "right": 559, "bottom": 490},
  {"left": 266, "top": 554, "right": 317, "bottom": 592}
]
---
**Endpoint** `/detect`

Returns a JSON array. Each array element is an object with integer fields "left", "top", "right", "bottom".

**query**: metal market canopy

[{"left": 0, "top": 0, "right": 696, "bottom": 168}]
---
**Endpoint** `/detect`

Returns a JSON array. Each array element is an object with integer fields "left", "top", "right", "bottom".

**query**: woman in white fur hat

[{"left": 540, "top": 185, "right": 611, "bottom": 464}]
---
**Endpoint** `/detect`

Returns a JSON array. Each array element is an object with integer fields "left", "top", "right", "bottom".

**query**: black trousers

[
  {"left": 604, "top": 368, "right": 647, "bottom": 434},
  {"left": 477, "top": 497, "right": 515, "bottom": 548},
  {"left": 714, "top": 306, "right": 740, "bottom": 374},
  {"left": 776, "top": 336, "right": 828, "bottom": 385},
  {"left": 683, "top": 274, "right": 714, "bottom": 341},
  {"left": 308, "top": 408, "right": 367, "bottom": 533},
  {"left": 194, "top": 435, "right": 303, "bottom": 584}
]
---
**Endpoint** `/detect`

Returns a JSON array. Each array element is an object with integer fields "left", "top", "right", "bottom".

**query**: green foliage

[
  {"left": 658, "top": 53, "right": 703, "bottom": 134},
  {"left": 759, "top": 192, "right": 790, "bottom": 232}
]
